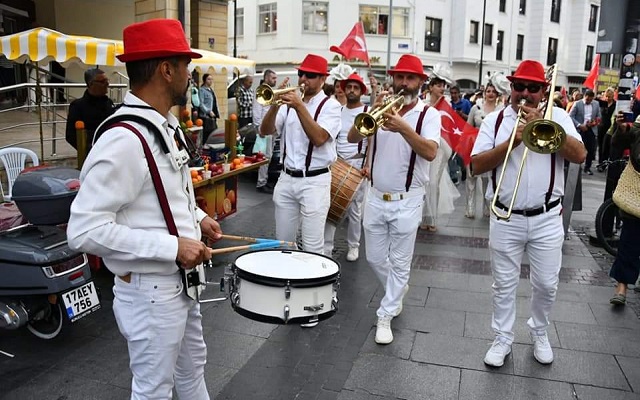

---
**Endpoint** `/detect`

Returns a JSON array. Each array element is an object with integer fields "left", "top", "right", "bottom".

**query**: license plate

[{"left": 61, "top": 281, "right": 101, "bottom": 322}]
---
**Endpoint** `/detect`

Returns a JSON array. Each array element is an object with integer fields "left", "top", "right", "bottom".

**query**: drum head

[{"left": 234, "top": 249, "right": 340, "bottom": 287}]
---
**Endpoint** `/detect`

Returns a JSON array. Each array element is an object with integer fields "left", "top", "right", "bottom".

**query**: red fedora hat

[
  {"left": 117, "top": 19, "right": 202, "bottom": 63},
  {"left": 507, "top": 60, "right": 547, "bottom": 84},
  {"left": 340, "top": 73, "right": 367, "bottom": 95},
  {"left": 297, "top": 54, "right": 329, "bottom": 75},
  {"left": 388, "top": 54, "right": 427, "bottom": 80}
]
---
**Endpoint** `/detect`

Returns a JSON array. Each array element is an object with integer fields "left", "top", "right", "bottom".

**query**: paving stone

[
  {"left": 555, "top": 282, "right": 618, "bottom": 304},
  {"left": 516, "top": 296, "right": 598, "bottom": 325},
  {"left": 203, "top": 328, "right": 266, "bottom": 369},
  {"left": 360, "top": 328, "right": 415, "bottom": 360},
  {"left": 458, "top": 369, "right": 576, "bottom": 400},
  {"left": 216, "top": 365, "right": 303, "bottom": 400},
  {"left": 573, "top": 385, "right": 640, "bottom": 400},
  {"left": 463, "top": 312, "right": 561, "bottom": 347},
  {"left": 369, "top": 284, "right": 428, "bottom": 308},
  {"left": 204, "top": 364, "right": 238, "bottom": 399},
  {"left": 589, "top": 303, "right": 640, "bottom": 329},
  {"left": 408, "top": 269, "right": 472, "bottom": 291},
  {"left": 555, "top": 321, "right": 640, "bottom": 357},
  {"left": 391, "top": 305, "right": 465, "bottom": 336},
  {"left": 427, "top": 287, "right": 493, "bottom": 314},
  {"left": 618, "top": 356, "right": 640, "bottom": 393},
  {"left": 512, "top": 343, "right": 629, "bottom": 390},
  {"left": 343, "top": 353, "right": 460, "bottom": 400},
  {"left": 337, "top": 389, "right": 399, "bottom": 399},
  {"left": 411, "top": 332, "right": 514, "bottom": 374}
]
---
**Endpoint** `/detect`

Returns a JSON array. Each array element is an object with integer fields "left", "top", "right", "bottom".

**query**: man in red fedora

[
  {"left": 323, "top": 73, "right": 369, "bottom": 261},
  {"left": 68, "top": 19, "right": 222, "bottom": 399},
  {"left": 471, "top": 59, "right": 586, "bottom": 367},
  {"left": 348, "top": 54, "right": 441, "bottom": 344},
  {"left": 260, "top": 54, "right": 341, "bottom": 326}
]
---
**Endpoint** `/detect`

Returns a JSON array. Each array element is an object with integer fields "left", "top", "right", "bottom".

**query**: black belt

[
  {"left": 283, "top": 167, "right": 329, "bottom": 178},
  {"left": 495, "top": 198, "right": 561, "bottom": 217}
]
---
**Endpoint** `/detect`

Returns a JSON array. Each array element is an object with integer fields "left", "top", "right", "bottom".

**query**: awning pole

[{"left": 35, "top": 61, "right": 45, "bottom": 161}]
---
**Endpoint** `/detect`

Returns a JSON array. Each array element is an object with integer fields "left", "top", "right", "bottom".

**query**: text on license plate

[{"left": 62, "top": 281, "right": 100, "bottom": 322}]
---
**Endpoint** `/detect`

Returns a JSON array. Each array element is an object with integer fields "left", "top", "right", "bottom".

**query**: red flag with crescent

[
  {"left": 330, "top": 22, "right": 370, "bottom": 66},
  {"left": 434, "top": 97, "right": 479, "bottom": 166}
]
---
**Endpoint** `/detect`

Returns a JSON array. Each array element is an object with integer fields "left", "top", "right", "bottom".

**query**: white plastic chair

[{"left": 0, "top": 148, "right": 40, "bottom": 201}]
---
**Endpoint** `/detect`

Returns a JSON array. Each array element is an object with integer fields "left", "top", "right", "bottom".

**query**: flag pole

[{"left": 385, "top": 0, "right": 393, "bottom": 77}]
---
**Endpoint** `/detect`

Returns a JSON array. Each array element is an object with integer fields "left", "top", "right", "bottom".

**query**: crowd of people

[{"left": 63, "top": 18, "right": 639, "bottom": 399}]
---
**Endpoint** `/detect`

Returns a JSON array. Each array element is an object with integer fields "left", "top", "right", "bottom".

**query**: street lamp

[{"left": 478, "top": 0, "right": 487, "bottom": 88}]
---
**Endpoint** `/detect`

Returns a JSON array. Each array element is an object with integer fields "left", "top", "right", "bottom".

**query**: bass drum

[{"left": 230, "top": 249, "right": 340, "bottom": 325}]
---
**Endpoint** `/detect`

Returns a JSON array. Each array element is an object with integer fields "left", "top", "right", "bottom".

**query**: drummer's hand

[
  {"left": 200, "top": 216, "right": 222, "bottom": 243},
  {"left": 361, "top": 166, "right": 370, "bottom": 178},
  {"left": 177, "top": 237, "right": 213, "bottom": 269}
]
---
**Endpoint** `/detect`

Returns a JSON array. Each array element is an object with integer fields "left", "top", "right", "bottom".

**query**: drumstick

[
  {"left": 220, "top": 234, "right": 297, "bottom": 248},
  {"left": 0, "top": 350, "right": 14, "bottom": 358},
  {"left": 209, "top": 240, "right": 289, "bottom": 255}
]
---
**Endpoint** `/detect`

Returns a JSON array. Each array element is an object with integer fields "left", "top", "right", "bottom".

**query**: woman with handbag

[
  {"left": 609, "top": 117, "right": 640, "bottom": 305},
  {"left": 198, "top": 74, "right": 220, "bottom": 143}
]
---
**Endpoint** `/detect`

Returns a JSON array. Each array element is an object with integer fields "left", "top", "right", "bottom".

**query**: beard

[
  {"left": 346, "top": 92, "right": 360, "bottom": 105},
  {"left": 173, "top": 81, "right": 189, "bottom": 106},
  {"left": 394, "top": 84, "right": 419, "bottom": 104}
]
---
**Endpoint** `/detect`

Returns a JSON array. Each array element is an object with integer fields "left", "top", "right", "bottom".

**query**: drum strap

[
  {"left": 491, "top": 109, "right": 556, "bottom": 207},
  {"left": 282, "top": 96, "right": 330, "bottom": 174}
]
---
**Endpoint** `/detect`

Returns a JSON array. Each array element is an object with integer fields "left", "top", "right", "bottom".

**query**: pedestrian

[
  {"left": 252, "top": 69, "right": 278, "bottom": 194},
  {"left": 198, "top": 73, "right": 220, "bottom": 144},
  {"left": 67, "top": 19, "right": 222, "bottom": 399},
  {"left": 65, "top": 68, "right": 115, "bottom": 154},
  {"left": 237, "top": 75, "right": 254, "bottom": 128},
  {"left": 348, "top": 54, "right": 440, "bottom": 344},
  {"left": 471, "top": 59, "right": 586, "bottom": 367},
  {"left": 324, "top": 73, "right": 369, "bottom": 261},
  {"left": 569, "top": 89, "right": 601, "bottom": 175},
  {"left": 259, "top": 54, "right": 341, "bottom": 321}
]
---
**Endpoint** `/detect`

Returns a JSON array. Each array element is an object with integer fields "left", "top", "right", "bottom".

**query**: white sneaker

[
  {"left": 393, "top": 284, "right": 410, "bottom": 317},
  {"left": 375, "top": 316, "right": 393, "bottom": 344},
  {"left": 346, "top": 247, "right": 359, "bottom": 262},
  {"left": 483, "top": 338, "right": 512, "bottom": 367},
  {"left": 531, "top": 332, "right": 554, "bottom": 364}
]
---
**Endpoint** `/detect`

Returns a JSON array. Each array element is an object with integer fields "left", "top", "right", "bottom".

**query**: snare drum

[
  {"left": 327, "top": 158, "right": 364, "bottom": 225},
  {"left": 229, "top": 249, "right": 340, "bottom": 324}
]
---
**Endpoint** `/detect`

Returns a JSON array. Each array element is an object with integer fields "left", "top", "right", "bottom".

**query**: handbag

[
  {"left": 613, "top": 162, "right": 640, "bottom": 218},
  {"left": 253, "top": 134, "right": 268, "bottom": 154}
]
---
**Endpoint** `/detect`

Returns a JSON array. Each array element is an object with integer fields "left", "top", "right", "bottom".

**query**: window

[
  {"left": 499, "top": 0, "right": 506, "bottom": 12},
  {"left": 424, "top": 17, "right": 442, "bottom": 52},
  {"left": 516, "top": 34, "right": 524, "bottom": 60},
  {"left": 585, "top": 45, "right": 594, "bottom": 71},
  {"left": 601, "top": 53, "right": 611, "bottom": 68},
  {"left": 496, "top": 30, "right": 504, "bottom": 61},
  {"left": 303, "top": 2, "right": 328, "bottom": 33},
  {"left": 484, "top": 23, "right": 493, "bottom": 45},
  {"left": 519, "top": 0, "right": 526, "bottom": 15},
  {"left": 470, "top": 21, "right": 479, "bottom": 44},
  {"left": 360, "top": 5, "right": 410, "bottom": 36},
  {"left": 612, "top": 54, "right": 621, "bottom": 69},
  {"left": 589, "top": 5, "right": 598, "bottom": 32},
  {"left": 547, "top": 37, "right": 558, "bottom": 65},
  {"left": 258, "top": 3, "right": 277, "bottom": 34},
  {"left": 550, "top": 0, "right": 561, "bottom": 22},
  {"left": 235, "top": 7, "right": 244, "bottom": 37}
]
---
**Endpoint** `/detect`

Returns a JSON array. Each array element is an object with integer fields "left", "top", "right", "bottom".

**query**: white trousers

[
  {"left": 323, "top": 180, "right": 366, "bottom": 255},
  {"left": 256, "top": 135, "right": 274, "bottom": 187},
  {"left": 113, "top": 272, "right": 209, "bottom": 400},
  {"left": 489, "top": 210, "right": 564, "bottom": 345},
  {"left": 465, "top": 165, "right": 490, "bottom": 217},
  {"left": 423, "top": 142, "right": 452, "bottom": 226},
  {"left": 274, "top": 171, "right": 331, "bottom": 254},
  {"left": 363, "top": 192, "right": 423, "bottom": 318}
]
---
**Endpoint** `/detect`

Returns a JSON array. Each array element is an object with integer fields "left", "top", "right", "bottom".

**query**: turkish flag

[
  {"left": 583, "top": 54, "right": 600, "bottom": 90},
  {"left": 433, "top": 97, "right": 479, "bottom": 166},
  {"left": 330, "top": 22, "right": 370, "bottom": 66}
]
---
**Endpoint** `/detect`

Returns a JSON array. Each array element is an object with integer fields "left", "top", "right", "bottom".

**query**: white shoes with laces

[
  {"left": 375, "top": 316, "right": 393, "bottom": 344},
  {"left": 531, "top": 332, "right": 554, "bottom": 364},
  {"left": 346, "top": 247, "right": 359, "bottom": 262},
  {"left": 484, "top": 338, "right": 512, "bottom": 367}
]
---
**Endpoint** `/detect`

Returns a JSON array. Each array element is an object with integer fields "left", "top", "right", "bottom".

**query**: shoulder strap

[
  {"left": 305, "top": 96, "right": 330, "bottom": 173},
  {"left": 491, "top": 109, "right": 506, "bottom": 193},
  {"left": 95, "top": 114, "right": 170, "bottom": 154},
  {"left": 405, "top": 105, "right": 430, "bottom": 192},
  {"left": 357, "top": 105, "right": 368, "bottom": 155}
]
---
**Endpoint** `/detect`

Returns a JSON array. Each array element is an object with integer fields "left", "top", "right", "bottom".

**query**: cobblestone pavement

[{"left": 1, "top": 170, "right": 639, "bottom": 400}]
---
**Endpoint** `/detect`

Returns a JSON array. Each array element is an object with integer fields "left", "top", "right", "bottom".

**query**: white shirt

[
  {"left": 368, "top": 100, "right": 441, "bottom": 193},
  {"left": 67, "top": 92, "right": 207, "bottom": 276},
  {"left": 471, "top": 105, "right": 582, "bottom": 209},
  {"left": 275, "top": 91, "right": 342, "bottom": 170},
  {"left": 583, "top": 102, "right": 593, "bottom": 125},
  {"left": 337, "top": 104, "right": 368, "bottom": 165},
  {"left": 252, "top": 96, "right": 271, "bottom": 132}
]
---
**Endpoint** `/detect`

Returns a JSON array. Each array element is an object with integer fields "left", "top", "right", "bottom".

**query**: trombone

[
  {"left": 353, "top": 90, "right": 405, "bottom": 137},
  {"left": 491, "top": 64, "right": 566, "bottom": 220},
  {"left": 256, "top": 84, "right": 305, "bottom": 106}
]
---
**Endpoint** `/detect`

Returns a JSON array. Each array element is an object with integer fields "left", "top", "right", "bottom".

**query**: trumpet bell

[
  {"left": 353, "top": 113, "right": 378, "bottom": 137},
  {"left": 255, "top": 84, "right": 305, "bottom": 106},
  {"left": 353, "top": 92, "right": 405, "bottom": 137},
  {"left": 522, "top": 119, "right": 566, "bottom": 154}
]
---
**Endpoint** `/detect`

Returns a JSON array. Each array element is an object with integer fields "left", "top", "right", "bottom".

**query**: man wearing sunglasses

[
  {"left": 260, "top": 54, "right": 341, "bottom": 305},
  {"left": 471, "top": 60, "right": 586, "bottom": 368}
]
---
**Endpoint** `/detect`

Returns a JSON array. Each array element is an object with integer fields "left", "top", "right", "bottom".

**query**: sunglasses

[
  {"left": 298, "top": 71, "right": 320, "bottom": 79},
  {"left": 512, "top": 82, "right": 543, "bottom": 93}
]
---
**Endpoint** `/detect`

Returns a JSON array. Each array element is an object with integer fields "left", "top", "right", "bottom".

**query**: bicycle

[{"left": 594, "top": 158, "right": 628, "bottom": 256}]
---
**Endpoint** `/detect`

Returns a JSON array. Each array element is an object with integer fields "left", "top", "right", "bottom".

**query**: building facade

[{"left": 228, "top": 0, "right": 604, "bottom": 91}]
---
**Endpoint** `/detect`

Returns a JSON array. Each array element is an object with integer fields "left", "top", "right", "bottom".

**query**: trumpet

[
  {"left": 353, "top": 90, "right": 405, "bottom": 137},
  {"left": 256, "top": 84, "right": 305, "bottom": 106},
  {"left": 491, "top": 64, "right": 566, "bottom": 220}
]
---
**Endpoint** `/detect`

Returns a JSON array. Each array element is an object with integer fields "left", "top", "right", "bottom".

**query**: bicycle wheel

[{"left": 595, "top": 198, "right": 622, "bottom": 256}]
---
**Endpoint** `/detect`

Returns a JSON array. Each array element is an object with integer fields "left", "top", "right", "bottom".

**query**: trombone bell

[
  {"left": 256, "top": 84, "right": 305, "bottom": 106},
  {"left": 522, "top": 119, "right": 566, "bottom": 154}
]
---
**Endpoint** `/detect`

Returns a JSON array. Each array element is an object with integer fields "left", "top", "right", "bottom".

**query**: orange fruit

[
  {"left": 195, "top": 118, "right": 203, "bottom": 127},
  {"left": 192, "top": 178, "right": 198, "bottom": 184},
  {"left": 229, "top": 113, "right": 238, "bottom": 121},
  {"left": 227, "top": 190, "right": 236, "bottom": 204},
  {"left": 182, "top": 109, "right": 191, "bottom": 119},
  {"left": 190, "top": 169, "right": 199, "bottom": 178},
  {"left": 74, "top": 121, "right": 85, "bottom": 129},
  {"left": 185, "top": 120, "right": 194, "bottom": 128}
]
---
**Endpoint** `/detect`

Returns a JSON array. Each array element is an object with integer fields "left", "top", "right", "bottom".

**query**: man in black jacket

[{"left": 65, "top": 68, "right": 115, "bottom": 151}]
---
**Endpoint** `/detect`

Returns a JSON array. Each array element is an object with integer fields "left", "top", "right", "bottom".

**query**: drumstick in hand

[
  {"left": 220, "top": 234, "right": 296, "bottom": 248},
  {"left": 209, "top": 240, "right": 292, "bottom": 255}
]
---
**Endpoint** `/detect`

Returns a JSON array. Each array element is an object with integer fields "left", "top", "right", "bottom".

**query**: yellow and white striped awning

[
  {"left": 0, "top": 27, "right": 256, "bottom": 75},
  {"left": 0, "top": 27, "right": 124, "bottom": 67}
]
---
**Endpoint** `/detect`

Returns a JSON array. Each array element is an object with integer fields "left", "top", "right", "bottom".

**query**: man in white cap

[
  {"left": 348, "top": 54, "right": 440, "bottom": 344},
  {"left": 67, "top": 19, "right": 222, "bottom": 399}
]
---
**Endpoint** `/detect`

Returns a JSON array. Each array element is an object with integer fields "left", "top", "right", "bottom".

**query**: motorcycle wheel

[{"left": 27, "top": 303, "right": 63, "bottom": 340}]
